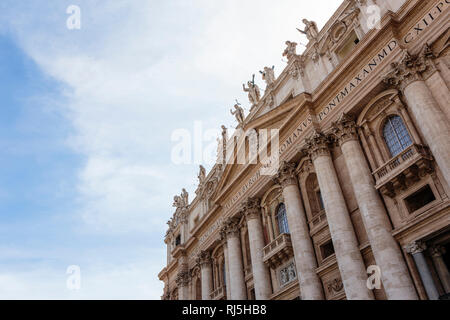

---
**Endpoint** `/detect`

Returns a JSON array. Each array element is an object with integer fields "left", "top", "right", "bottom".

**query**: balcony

[
  {"left": 263, "top": 233, "right": 294, "bottom": 269},
  {"left": 373, "top": 144, "right": 434, "bottom": 197},
  {"left": 210, "top": 286, "right": 226, "bottom": 300}
]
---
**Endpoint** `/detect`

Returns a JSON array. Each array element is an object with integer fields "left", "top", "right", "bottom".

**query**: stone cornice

[{"left": 383, "top": 44, "right": 437, "bottom": 91}]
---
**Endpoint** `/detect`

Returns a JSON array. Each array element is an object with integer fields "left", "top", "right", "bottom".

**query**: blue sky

[{"left": 0, "top": 0, "right": 341, "bottom": 299}]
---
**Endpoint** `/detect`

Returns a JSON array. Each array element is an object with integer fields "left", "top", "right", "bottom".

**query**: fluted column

[
  {"left": 305, "top": 131, "right": 374, "bottom": 300},
  {"left": 274, "top": 161, "right": 324, "bottom": 300},
  {"left": 384, "top": 45, "right": 450, "bottom": 186},
  {"left": 221, "top": 217, "right": 247, "bottom": 300},
  {"left": 430, "top": 245, "right": 450, "bottom": 293},
  {"left": 196, "top": 250, "right": 213, "bottom": 300},
  {"left": 332, "top": 114, "right": 418, "bottom": 300},
  {"left": 242, "top": 198, "right": 272, "bottom": 300},
  {"left": 405, "top": 241, "right": 439, "bottom": 300}
]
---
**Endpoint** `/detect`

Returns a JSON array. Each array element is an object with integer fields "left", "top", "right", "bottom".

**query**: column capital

[
  {"left": 175, "top": 270, "right": 191, "bottom": 287},
  {"left": 429, "top": 245, "right": 446, "bottom": 258},
  {"left": 196, "top": 250, "right": 212, "bottom": 268},
  {"left": 242, "top": 197, "right": 262, "bottom": 221},
  {"left": 273, "top": 161, "right": 298, "bottom": 188},
  {"left": 405, "top": 241, "right": 427, "bottom": 255},
  {"left": 305, "top": 130, "right": 332, "bottom": 161},
  {"left": 383, "top": 45, "right": 436, "bottom": 91},
  {"left": 332, "top": 113, "right": 359, "bottom": 146},
  {"left": 221, "top": 216, "right": 241, "bottom": 239}
]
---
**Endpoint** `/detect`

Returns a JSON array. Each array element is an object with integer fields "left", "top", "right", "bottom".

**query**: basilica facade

[{"left": 159, "top": 0, "right": 450, "bottom": 300}]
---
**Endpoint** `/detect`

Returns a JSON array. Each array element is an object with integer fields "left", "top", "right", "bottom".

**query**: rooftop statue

[
  {"left": 243, "top": 77, "right": 261, "bottom": 106},
  {"left": 260, "top": 66, "right": 276, "bottom": 87},
  {"left": 283, "top": 41, "right": 298, "bottom": 61},
  {"left": 230, "top": 102, "right": 245, "bottom": 127},
  {"left": 198, "top": 165, "right": 206, "bottom": 184},
  {"left": 297, "top": 19, "right": 319, "bottom": 42}
]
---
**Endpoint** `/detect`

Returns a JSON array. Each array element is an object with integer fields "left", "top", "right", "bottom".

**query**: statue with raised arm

[
  {"left": 181, "top": 188, "right": 189, "bottom": 207},
  {"left": 198, "top": 165, "right": 206, "bottom": 184},
  {"left": 260, "top": 66, "right": 276, "bottom": 87},
  {"left": 243, "top": 80, "right": 261, "bottom": 106},
  {"left": 297, "top": 19, "right": 319, "bottom": 41},
  {"left": 230, "top": 103, "right": 245, "bottom": 127},
  {"left": 283, "top": 41, "right": 298, "bottom": 61}
]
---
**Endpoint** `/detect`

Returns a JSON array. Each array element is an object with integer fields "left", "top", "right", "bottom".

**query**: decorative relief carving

[
  {"left": 175, "top": 270, "right": 191, "bottom": 287},
  {"left": 196, "top": 250, "right": 212, "bottom": 268},
  {"left": 326, "top": 278, "right": 344, "bottom": 295},
  {"left": 221, "top": 216, "right": 241, "bottom": 239},
  {"left": 405, "top": 241, "right": 427, "bottom": 255},
  {"left": 429, "top": 245, "right": 446, "bottom": 258},
  {"left": 242, "top": 197, "right": 262, "bottom": 221},
  {"left": 304, "top": 131, "right": 332, "bottom": 161},
  {"left": 383, "top": 44, "right": 437, "bottom": 91},
  {"left": 279, "top": 262, "right": 297, "bottom": 287},
  {"left": 289, "top": 55, "right": 306, "bottom": 80},
  {"left": 331, "top": 112, "right": 359, "bottom": 146},
  {"left": 273, "top": 161, "right": 298, "bottom": 188}
]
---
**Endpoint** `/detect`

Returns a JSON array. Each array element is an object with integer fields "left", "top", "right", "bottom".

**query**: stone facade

[{"left": 158, "top": 0, "right": 450, "bottom": 300}]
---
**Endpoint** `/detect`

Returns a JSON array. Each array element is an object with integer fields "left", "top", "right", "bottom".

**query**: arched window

[
  {"left": 383, "top": 115, "right": 413, "bottom": 157},
  {"left": 276, "top": 203, "right": 289, "bottom": 235}
]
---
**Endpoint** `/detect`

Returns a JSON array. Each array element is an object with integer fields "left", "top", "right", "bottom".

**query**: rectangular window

[
  {"left": 320, "top": 240, "right": 335, "bottom": 260},
  {"left": 404, "top": 185, "right": 436, "bottom": 213},
  {"left": 175, "top": 235, "right": 181, "bottom": 246}
]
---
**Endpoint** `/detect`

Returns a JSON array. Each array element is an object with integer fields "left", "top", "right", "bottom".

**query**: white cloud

[{"left": 1, "top": 0, "right": 342, "bottom": 298}]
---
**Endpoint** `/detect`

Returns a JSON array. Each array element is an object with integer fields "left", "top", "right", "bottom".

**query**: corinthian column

[
  {"left": 242, "top": 198, "right": 272, "bottom": 300},
  {"left": 274, "top": 161, "right": 324, "bottom": 300},
  {"left": 430, "top": 245, "right": 450, "bottom": 293},
  {"left": 332, "top": 114, "right": 418, "bottom": 300},
  {"left": 305, "top": 131, "right": 374, "bottom": 300},
  {"left": 196, "top": 250, "right": 213, "bottom": 300},
  {"left": 176, "top": 270, "right": 190, "bottom": 300},
  {"left": 405, "top": 241, "right": 439, "bottom": 300},
  {"left": 384, "top": 46, "right": 450, "bottom": 186},
  {"left": 221, "top": 217, "right": 247, "bottom": 300}
]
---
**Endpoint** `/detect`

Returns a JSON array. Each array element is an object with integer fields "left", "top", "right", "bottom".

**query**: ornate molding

[
  {"left": 383, "top": 45, "right": 437, "bottom": 91},
  {"left": 196, "top": 250, "right": 212, "bottom": 268},
  {"left": 175, "top": 270, "right": 191, "bottom": 287},
  {"left": 332, "top": 112, "right": 359, "bottom": 146},
  {"left": 429, "top": 245, "right": 446, "bottom": 258},
  {"left": 273, "top": 161, "right": 298, "bottom": 188},
  {"left": 242, "top": 197, "right": 262, "bottom": 221},
  {"left": 221, "top": 216, "right": 241, "bottom": 239},
  {"left": 405, "top": 241, "right": 427, "bottom": 255},
  {"left": 305, "top": 131, "right": 332, "bottom": 161}
]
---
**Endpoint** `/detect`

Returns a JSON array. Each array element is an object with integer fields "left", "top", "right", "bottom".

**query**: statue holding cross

[{"left": 243, "top": 75, "right": 261, "bottom": 106}]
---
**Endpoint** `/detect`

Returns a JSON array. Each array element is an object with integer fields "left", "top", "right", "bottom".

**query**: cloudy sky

[{"left": 0, "top": 0, "right": 341, "bottom": 299}]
